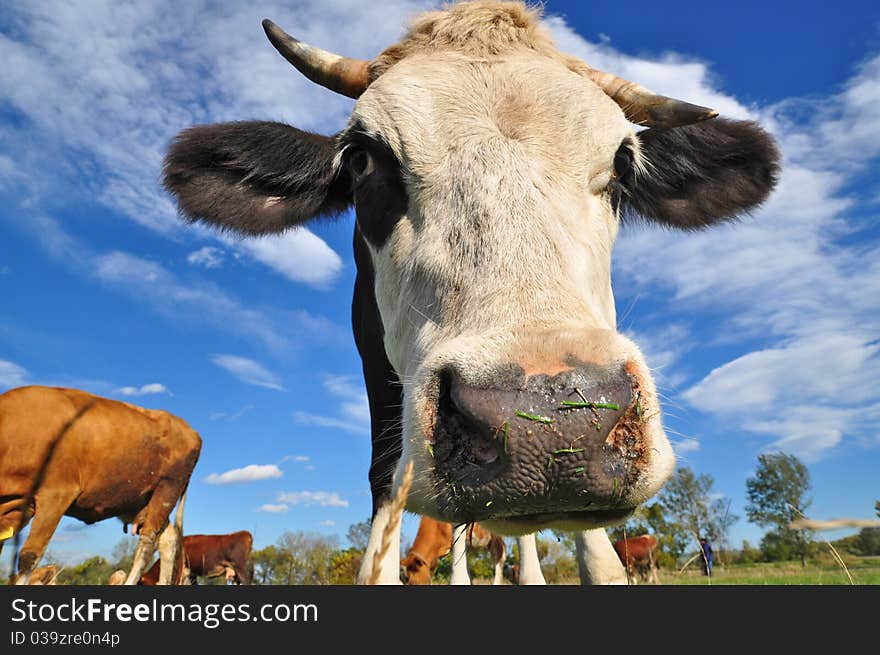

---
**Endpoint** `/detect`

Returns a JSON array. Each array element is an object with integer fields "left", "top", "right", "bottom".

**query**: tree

[
  {"left": 56, "top": 556, "right": 117, "bottom": 585},
  {"left": 346, "top": 519, "right": 372, "bottom": 551},
  {"left": 250, "top": 545, "right": 292, "bottom": 585},
  {"left": 745, "top": 452, "right": 813, "bottom": 566},
  {"left": 657, "top": 466, "right": 738, "bottom": 564},
  {"left": 276, "top": 532, "right": 339, "bottom": 585},
  {"left": 330, "top": 548, "right": 363, "bottom": 584},
  {"left": 111, "top": 538, "right": 137, "bottom": 573},
  {"left": 535, "top": 535, "right": 577, "bottom": 583}
]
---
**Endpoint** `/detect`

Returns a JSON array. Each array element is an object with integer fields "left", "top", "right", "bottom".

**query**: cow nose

[{"left": 430, "top": 363, "right": 641, "bottom": 519}]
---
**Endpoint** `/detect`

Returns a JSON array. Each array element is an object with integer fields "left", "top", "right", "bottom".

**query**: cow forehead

[{"left": 350, "top": 52, "right": 633, "bottom": 176}]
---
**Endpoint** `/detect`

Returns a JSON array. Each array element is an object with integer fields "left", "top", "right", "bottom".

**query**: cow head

[
  {"left": 400, "top": 552, "right": 434, "bottom": 585},
  {"left": 163, "top": 2, "right": 779, "bottom": 534}
]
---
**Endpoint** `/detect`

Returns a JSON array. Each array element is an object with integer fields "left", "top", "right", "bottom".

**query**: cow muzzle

[{"left": 424, "top": 362, "right": 656, "bottom": 531}]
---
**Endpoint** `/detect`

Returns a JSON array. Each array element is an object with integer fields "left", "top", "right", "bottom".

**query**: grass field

[
  {"left": 472, "top": 556, "right": 880, "bottom": 585},
  {"left": 538, "top": 556, "right": 880, "bottom": 585},
  {"left": 661, "top": 557, "right": 880, "bottom": 585}
]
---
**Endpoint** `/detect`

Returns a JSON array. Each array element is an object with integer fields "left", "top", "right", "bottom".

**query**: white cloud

[
  {"left": 280, "top": 455, "right": 311, "bottom": 464},
  {"left": 210, "top": 354, "right": 284, "bottom": 391},
  {"left": 0, "top": 359, "right": 29, "bottom": 389},
  {"left": 229, "top": 231, "right": 343, "bottom": 289},
  {"left": 672, "top": 439, "right": 701, "bottom": 455},
  {"left": 209, "top": 404, "right": 254, "bottom": 421},
  {"left": 294, "top": 411, "right": 370, "bottom": 436},
  {"left": 205, "top": 464, "right": 284, "bottom": 485},
  {"left": 544, "top": 17, "right": 750, "bottom": 121},
  {"left": 6, "top": 213, "right": 296, "bottom": 354},
  {"left": 319, "top": 520, "right": 336, "bottom": 527},
  {"left": 257, "top": 503, "right": 289, "bottom": 513},
  {"left": 0, "top": 0, "right": 430, "bottom": 288},
  {"left": 624, "top": 324, "right": 691, "bottom": 389},
  {"left": 117, "top": 383, "right": 170, "bottom": 397},
  {"left": 682, "top": 336, "right": 880, "bottom": 461},
  {"left": 294, "top": 374, "right": 371, "bottom": 435},
  {"left": 277, "top": 491, "right": 349, "bottom": 508},
  {"left": 187, "top": 246, "right": 224, "bottom": 269}
]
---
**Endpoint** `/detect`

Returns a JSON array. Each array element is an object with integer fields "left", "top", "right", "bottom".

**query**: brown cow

[
  {"left": 613, "top": 534, "right": 659, "bottom": 585},
  {"left": 0, "top": 385, "right": 201, "bottom": 585},
  {"left": 401, "top": 516, "right": 506, "bottom": 585},
  {"left": 9, "top": 564, "right": 59, "bottom": 585},
  {"left": 140, "top": 531, "right": 253, "bottom": 585}
]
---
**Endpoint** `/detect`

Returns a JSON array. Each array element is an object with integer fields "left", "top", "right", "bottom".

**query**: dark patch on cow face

[
  {"left": 341, "top": 128, "right": 408, "bottom": 248},
  {"left": 352, "top": 226, "right": 403, "bottom": 514},
  {"left": 620, "top": 118, "right": 780, "bottom": 229},
  {"left": 163, "top": 121, "right": 352, "bottom": 235}
]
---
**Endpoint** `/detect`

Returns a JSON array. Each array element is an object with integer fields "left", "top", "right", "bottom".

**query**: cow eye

[
  {"left": 346, "top": 148, "right": 374, "bottom": 187},
  {"left": 613, "top": 142, "right": 634, "bottom": 182}
]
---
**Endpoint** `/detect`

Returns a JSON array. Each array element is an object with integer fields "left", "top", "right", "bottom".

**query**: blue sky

[{"left": 1, "top": 0, "right": 878, "bottom": 568}]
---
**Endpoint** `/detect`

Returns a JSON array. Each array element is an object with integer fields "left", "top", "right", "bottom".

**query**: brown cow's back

[
  {"left": 0, "top": 385, "right": 201, "bottom": 583},
  {"left": 0, "top": 386, "right": 201, "bottom": 527}
]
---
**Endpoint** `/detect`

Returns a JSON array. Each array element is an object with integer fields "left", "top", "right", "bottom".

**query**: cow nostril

[{"left": 433, "top": 370, "right": 504, "bottom": 471}]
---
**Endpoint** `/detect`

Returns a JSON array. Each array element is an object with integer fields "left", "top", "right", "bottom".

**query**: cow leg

[
  {"left": 575, "top": 529, "right": 628, "bottom": 585},
  {"left": 357, "top": 501, "right": 403, "bottom": 584},
  {"left": 489, "top": 535, "right": 506, "bottom": 585},
  {"left": 155, "top": 490, "right": 188, "bottom": 585},
  {"left": 156, "top": 521, "right": 181, "bottom": 585},
  {"left": 124, "top": 479, "right": 186, "bottom": 585},
  {"left": 229, "top": 562, "right": 248, "bottom": 585},
  {"left": 13, "top": 491, "right": 75, "bottom": 585},
  {"left": 449, "top": 524, "right": 470, "bottom": 585},
  {"left": 516, "top": 534, "right": 546, "bottom": 585},
  {"left": 648, "top": 551, "right": 659, "bottom": 585},
  {"left": 126, "top": 532, "right": 160, "bottom": 585}
]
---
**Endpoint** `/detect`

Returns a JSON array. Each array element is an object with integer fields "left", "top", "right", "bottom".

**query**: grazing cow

[
  {"left": 162, "top": 1, "right": 778, "bottom": 583},
  {"left": 140, "top": 531, "right": 253, "bottom": 585},
  {"left": 613, "top": 534, "right": 659, "bottom": 585},
  {"left": 108, "top": 569, "right": 127, "bottom": 586},
  {"left": 401, "top": 516, "right": 508, "bottom": 585},
  {"left": 0, "top": 385, "right": 201, "bottom": 585},
  {"left": 9, "top": 564, "right": 60, "bottom": 586}
]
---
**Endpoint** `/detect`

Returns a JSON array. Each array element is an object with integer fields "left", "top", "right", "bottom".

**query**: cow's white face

[
  {"left": 345, "top": 52, "right": 674, "bottom": 531},
  {"left": 161, "top": 2, "right": 778, "bottom": 539}
]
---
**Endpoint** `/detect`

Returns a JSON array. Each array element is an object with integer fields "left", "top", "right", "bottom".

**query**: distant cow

[
  {"left": 613, "top": 534, "right": 659, "bottom": 584},
  {"left": 140, "top": 531, "right": 253, "bottom": 585},
  {"left": 0, "top": 386, "right": 201, "bottom": 584},
  {"left": 107, "top": 570, "right": 127, "bottom": 586},
  {"left": 9, "top": 564, "right": 59, "bottom": 585},
  {"left": 401, "top": 516, "right": 507, "bottom": 585}
]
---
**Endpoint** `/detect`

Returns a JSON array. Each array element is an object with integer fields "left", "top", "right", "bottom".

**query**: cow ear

[
  {"left": 163, "top": 121, "right": 352, "bottom": 236},
  {"left": 621, "top": 118, "right": 780, "bottom": 230}
]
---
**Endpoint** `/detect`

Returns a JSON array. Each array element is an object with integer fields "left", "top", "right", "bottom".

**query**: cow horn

[
  {"left": 586, "top": 68, "right": 718, "bottom": 128},
  {"left": 262, "top": 19, "right": 370, "bottom": 99}
]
